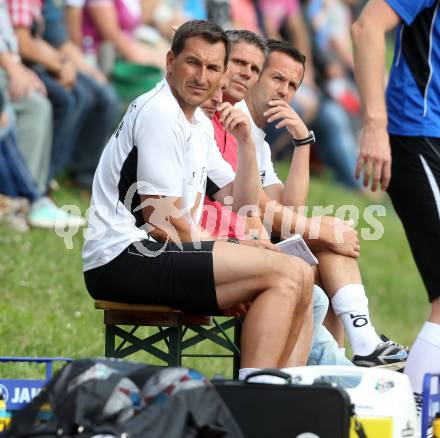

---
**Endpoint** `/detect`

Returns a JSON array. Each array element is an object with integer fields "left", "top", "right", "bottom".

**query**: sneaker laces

[{"left": 380, "top": 334, "right": 409, "bottom": 351}]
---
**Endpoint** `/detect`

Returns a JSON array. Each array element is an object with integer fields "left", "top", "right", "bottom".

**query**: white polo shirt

[
  {"left": 235, "top": 100, "right": 282, "bottom": 188},
  {"left": 83, "top": 79, "right": 235, "bottom": 271}
]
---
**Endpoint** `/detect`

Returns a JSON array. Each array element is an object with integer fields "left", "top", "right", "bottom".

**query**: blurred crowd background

[{"left": 0, "top": 0, "right": 371, "bottom": 232}]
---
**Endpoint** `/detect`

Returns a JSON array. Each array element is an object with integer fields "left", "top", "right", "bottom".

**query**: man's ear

[{"left": 166, "top": 50, "right": 174, "bottom": 75}]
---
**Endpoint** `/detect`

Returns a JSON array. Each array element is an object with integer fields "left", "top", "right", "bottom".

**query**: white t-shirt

[
  {"left": 83, "top": 79, "right": 235, "bottom": 271},
  {"left": 235, "top": 100, "right": 282, "bottom": 188}
]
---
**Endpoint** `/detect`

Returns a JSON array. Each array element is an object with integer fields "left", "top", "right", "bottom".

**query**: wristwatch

[{"left": 292, "top": 130, "right": 315, "bottom": 147}]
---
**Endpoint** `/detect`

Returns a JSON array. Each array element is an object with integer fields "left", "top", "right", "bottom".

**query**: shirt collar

[{"left": 235, "top": 99, "right": 266, "bottom": 143}]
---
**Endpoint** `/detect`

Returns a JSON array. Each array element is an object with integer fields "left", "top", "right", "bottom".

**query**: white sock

[
  {"left": 339, "top": 347, "right": 346, "bottom": 357},
  {"left": 239, "top": 368, "right": 260, "bottom": 381},
  {"left": 405, "top": 322, "right": 440, "bottom": 395},
  {"left": 238, "top": 368, "right": 287, "bottom": 384},
  {"left": 331, "top": 284, "right": 382, "bottom": 356}
]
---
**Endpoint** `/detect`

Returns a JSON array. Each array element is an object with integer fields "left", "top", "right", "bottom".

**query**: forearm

[
  {"left": 101, "top": 28, "right": 154, "bottom": 65},
  {"left": 261, "top": 197, "right": 332, "bottom": 248},
  {"left": 281, "top": 145, "right": 310, "bottom": 206},
  {"left": 0, "top": 52, "right": 20, "bottom": 75},
  {"left": 16, "top": 31, "right": 63, "bottom": 74},
  {"left": 330, "top": 37, "right": 354, "bottom": 71},
  {"left": 244, "top": 215, "right": 270, "bottom": 240},
  {"left": 351, "top": 16, "right": 387, "bottom": 127},
  {"left": 65, "top": 6, "right": 83, "bottom": 47},
  {"left": 59, "top": 41, "right": 95, "bottom": 74},
  {"left": 232, "top": 139, "right": 260, "bottom": 212},
  {"left": 261, "top": 196, "right": 305, "bottom": 239}
]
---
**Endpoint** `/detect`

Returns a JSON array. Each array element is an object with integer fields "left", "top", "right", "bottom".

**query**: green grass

[{"left": 0, "top": 165, "right": 429, "bottom": 379}]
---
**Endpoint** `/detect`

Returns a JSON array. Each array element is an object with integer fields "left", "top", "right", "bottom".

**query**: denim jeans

[
  {"left": 309, "top": 284, "right": 354, "bottom": 366},
  {"left": 35, "top": 68, "right": 87, "bottom": 181},
  {"left": 265, "top": 96, "right": 362, "bottom": 190},
  {"left": 311, "top": 98, "right": 362, "bottom": 190},
  {"left": 0, "top": 124, "right": 40, "bottom": 202},
  {"left": 69, "top": 73, "right": 120, "bottom": 188}
]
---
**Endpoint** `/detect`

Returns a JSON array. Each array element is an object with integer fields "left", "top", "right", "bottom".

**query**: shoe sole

[
  {"left": 28, "top": 219, "right": 86, "bottom": 228},
  {"left": 372, "top": 362, "right": 406, "bottom": 372}
]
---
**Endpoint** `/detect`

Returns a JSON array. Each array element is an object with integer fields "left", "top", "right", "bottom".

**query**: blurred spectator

[
  {"left": 7, "top": 0, "right": 86, "bottom": 183},
  {"left": 305, "top": 0, "right": 354, "bottom": 70},
  {"left": 257, "top": 0, "right": 362, "bottom": 191},
  {"left": 7, "top": 0, "right": 118, "bottom": 188},
  {"left": 42, "top": 0, "right": 120, "bottom": 188},
  {"left": 65, "top": 0, "right": 166, "bottom": 68},
  {"left": 0, "top": 0, "right": 53, "bottom": 194},
  {"left": 303, "top": 0, "right": 361, "bottom": 113},
  {"left": 0, "top": 87, "right": 85, "bottom": 230},
  {"left": 230, "top": 0, "right": 260, "bottom": 33}
]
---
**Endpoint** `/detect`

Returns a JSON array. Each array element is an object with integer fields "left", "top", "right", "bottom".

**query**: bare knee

[
  {"left": 298, "top": 260, "right": 314, "bottom": 308},
  {"left": 269, "top": 256, "right": 309, "bottom": 302}
]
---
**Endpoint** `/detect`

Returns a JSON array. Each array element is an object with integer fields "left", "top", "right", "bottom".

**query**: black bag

[
  {"left": 7, "top": 358, "right": 244, "bottom": 438},
  {"left": 213, "top": 369, "right": 353, "bottom": 438}
]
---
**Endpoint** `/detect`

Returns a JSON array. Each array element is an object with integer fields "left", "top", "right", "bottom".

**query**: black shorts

[
  {"left": 84, "top": 240, "right": 219, "bottom": 314},
  {"left": 388, "top": 135, "right": 440, "bottom": 301}
]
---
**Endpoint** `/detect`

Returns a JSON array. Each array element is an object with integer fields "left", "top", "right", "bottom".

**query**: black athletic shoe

[{"left": 352, "top": 335, "right": 409, "bottom": 371}]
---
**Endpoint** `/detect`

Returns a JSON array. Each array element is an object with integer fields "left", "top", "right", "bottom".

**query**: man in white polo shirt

[
  {"left": 201, "top": 34, "right": 408, "bottom": 369},
  {"left": 83, "top": 20, "right": 314, "bottom": 373}
]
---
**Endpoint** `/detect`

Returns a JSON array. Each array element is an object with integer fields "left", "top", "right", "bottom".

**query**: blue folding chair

[{"left": 422, "top": 373, "right": 440, "bottom": 438}]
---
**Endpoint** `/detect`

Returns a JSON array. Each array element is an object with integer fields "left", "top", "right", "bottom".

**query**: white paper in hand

[{"left": 276, "top": 234, "right": 318, "bottom": 266}]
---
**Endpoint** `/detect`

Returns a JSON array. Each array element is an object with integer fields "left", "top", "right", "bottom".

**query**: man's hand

[
  {"left": 355, "top": 122, "right": 392, "bottom": 191},
  {"left": 309, "top": 216, "right": 360, "bottom": 258},
  {"left": 57, "top": 59, "right": 77, "bottom": 89},
  {"left": 25, "top": 67, "right": 47, "bottom": 96},
  {"left": 218, "top": 102, "right": 253, "bottom": 144},
  {"left": 264, "top": 99, "right": 309, "bottom": 139},
  {"left": 7, "top": 63, "right": 34, "bottom": 100}
]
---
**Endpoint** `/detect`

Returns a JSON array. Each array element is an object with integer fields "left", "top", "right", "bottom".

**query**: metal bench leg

[
  {"left": 168, "top": 321, "right": 182, "bottom": 366},
  {"left": 233, "top": 318, "right": 242, "bottom": 379},
  {"left": 105, "top": 325, "right": 116, "bottom": 357}
]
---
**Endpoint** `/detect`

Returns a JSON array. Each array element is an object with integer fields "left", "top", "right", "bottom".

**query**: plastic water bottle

[
  {"left": 433, "top": 413, "right": 440, "bottom": 438},
  {"left": 0, "top": 394, "right": 10, "bottom": 433}
]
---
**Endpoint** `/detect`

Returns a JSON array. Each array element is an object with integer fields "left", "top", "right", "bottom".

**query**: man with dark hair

[
  {"left": 83, "top": 20, "right": 314, "bottom": 374},
  {"left": 201, "top": 34, "right": 408, "bottom": 369},
  {"left": 171, "top": 19, "right": 230, "bottom": 67},
  {"left": 352, "top": 0, "right": 440, "bottom": 412}
]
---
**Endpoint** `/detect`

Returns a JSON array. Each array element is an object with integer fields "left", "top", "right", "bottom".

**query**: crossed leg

[{"left": 212, "top": 241, "right": 314, "bottom": 369}]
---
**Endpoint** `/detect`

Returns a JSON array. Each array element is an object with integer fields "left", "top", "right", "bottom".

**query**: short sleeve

[
  {"left": 260, "top": 140, "right": 282, "bottom": 187},
  {"left": 385, "top": 0, "right": 436, "bottom": 25},
  {"left": 206, "top": 138, "right": 235, "bottom": 192},
  {"left": 134, "top": 105, "right": 187, "bottom": 197},
  {"left": 7, "top": 0, "right": 37, "bottom": 28}
]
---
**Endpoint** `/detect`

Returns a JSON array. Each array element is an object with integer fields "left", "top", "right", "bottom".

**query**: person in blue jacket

[{"left": 352, "top": 0, "right": 440, "bottom": 409}]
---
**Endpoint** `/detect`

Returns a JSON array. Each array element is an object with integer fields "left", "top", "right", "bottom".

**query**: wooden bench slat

[
  {"left": 96, "top": 300, "right": 212, "bottom": 326},
  {"left": 95, "top": 300, "right": 180, "bottom": 313}
]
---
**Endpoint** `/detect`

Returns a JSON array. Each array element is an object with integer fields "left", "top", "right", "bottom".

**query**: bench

[{"left": 95, "top": 300, "right": 242, "bottom": 378}]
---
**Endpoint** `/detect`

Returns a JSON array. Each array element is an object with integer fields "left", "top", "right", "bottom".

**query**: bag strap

[
  {"left": 244, "top": 369, "right": 292, "bottom": 383},
  {"left": 351, "top": 404, "right": 368, "bottom": 438}
]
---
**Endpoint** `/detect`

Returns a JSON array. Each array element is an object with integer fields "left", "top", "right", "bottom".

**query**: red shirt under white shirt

[{"left": 201, "top": 101, "right": 283, "bottom": 239}]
